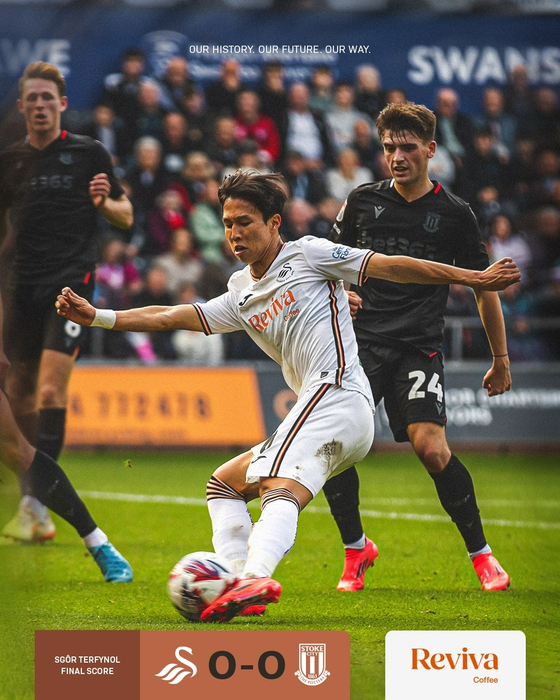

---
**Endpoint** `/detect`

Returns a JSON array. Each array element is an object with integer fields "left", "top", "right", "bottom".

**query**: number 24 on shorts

[{"left": 408, "top": 371, "right": 443, "bottom": 401}]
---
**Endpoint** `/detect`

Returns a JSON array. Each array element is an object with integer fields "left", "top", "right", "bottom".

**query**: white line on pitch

[
  {"left": 358, "top": 497, "right": 560, "bottom": 508},
  {"left": 79, "top": 490, "right": 560, "bottom": 530}
]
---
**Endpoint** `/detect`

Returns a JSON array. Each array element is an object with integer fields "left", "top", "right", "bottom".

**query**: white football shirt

[{"left": 194, "top": 236, "right": 375, "bottom": 406}]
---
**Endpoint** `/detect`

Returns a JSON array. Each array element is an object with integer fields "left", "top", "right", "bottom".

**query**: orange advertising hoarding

[{"left": 65, "top": 366, "right": 266, "bottom": 447}]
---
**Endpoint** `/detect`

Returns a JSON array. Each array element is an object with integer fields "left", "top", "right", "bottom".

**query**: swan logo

[{"left": 155, "top": 646, "right": 198, "bottom": 685}]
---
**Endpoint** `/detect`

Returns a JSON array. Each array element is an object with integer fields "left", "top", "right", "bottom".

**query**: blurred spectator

[
  {"left": 372, "top": 149, "right": 392, "bottom": 181},
  {"left": 487, "top": 213, "right": 533, "bottom": 286},
  {"left": 155, "top": 227, "right": 204, "bottom": 297},
  {"left": 325, "top": 82, "right": 372, "bottom": 154},
  {"left": 205, "top": 59, "right": 246, "bottom": 119},
  {"left": 504, "top": 64, "right": 534, "bottom": 118},
  {"left": 527, "top": 148, "right": 560, "bottom": 208},
  {"left": 384, "top": 87, "right": 408, "bottom": 105},
  {"left": 525, "top": 87, "right": 560, "bottom": 148},
  {"left": 499, "top": 283, "right": 550, "bottom": 361},
  {"left": 222, "top": 139, "right": 272, "bottom": 177},
  {"left": 172, "top": 282, "right": 224, "bottom": 366},
  {"left": 281, "top": 198, "right": 317, "bottom": 240},
  {"left": 206, "top": 117, "right": 239, "bottom": 175},
  {"left": 94, "top": 236, "right": 144, "bottom": 361},
  {"left": 181, "top": 88, "right": 208, "bottom": 150},
  {"left": 234, "top": 89, "right": 281, "bottom": 166},
  {"left": 434, "top": 87, "right": 474, "bottom": 168},
  {"left": 354, "top": 64, "right": 385, "bottom": 120},
  {"left": 308, "top": 65, "right": 336, "bottom": 114},
  {"left": 456, "top": 126, "right": 509, "bottom": 221},
  {"left": 529, "top": 206, "right": 560, "bottom": 284},
  {"left": 284, "top": 82, "right": 334, "bottom": 168},
  {"left": 131, "top": 265, "right": 178, "bottom": 361},
  {"left": 145, "top": 188, "right": 189, "bottom": 257},
  {"left": 533, "top": 264, "right": 560, "bottom": 359},
  {"left": 157, "top": 56, "right": 195, "bottom": 113},
  {"left": 444, "top": 284, "right": 489, "bottom": 359},
  {"left": 258, "top": 61, "right": 288, "bottom": 133},
  {"left": 189, "top": 179, "right": 226, "bottom": 264},
  {"left": 507, "top": 133, "right": 538, "bottom": 211},
  {"left": 474, "top": 87, "right": 518, "bottom": 162},
  {"left": 309, "top": 197, "right": 342, "bottom": 239},
  {"left": 177, "top": 151, "right": 216, "bottom": 203},
  {"left": 326, "top": 147, "right": 373, "bottom": 202},
  {"left": 134, "top": 79, "right": 168, "bottom": 141},
  {"left": 82, "top": 103, "right": 129, "bottom": 172},
  {"left": 351, "top": 118, "right": 381, "bottom": 173},
  {"left": 125, "top": 136, "right": 170, "bottom": 219},
  {"left": 161, "top": 112, "right": 193, "bottom": 176},
  {"left": 101, "top": 47, "right": 147, "bottom": 137},
  {"left": 281, "top": 150, "right": 327, "bottom": 205}
]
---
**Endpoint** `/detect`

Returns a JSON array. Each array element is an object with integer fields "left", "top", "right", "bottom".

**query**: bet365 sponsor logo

[{"left": 386, "top": 630, "right": 525, "bottom": 699}]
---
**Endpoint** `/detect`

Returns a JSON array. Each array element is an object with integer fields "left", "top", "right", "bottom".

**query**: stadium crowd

[{"left": 13, "top": 50, "right": 560, "bottom": 362}]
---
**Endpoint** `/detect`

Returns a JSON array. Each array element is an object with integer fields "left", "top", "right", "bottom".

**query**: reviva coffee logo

[
  {"left": 248, "top": 290, "right": 298, "bottom": 332},
  {"left": 412, "top": 646, "right": 498, "bottom": 671}
]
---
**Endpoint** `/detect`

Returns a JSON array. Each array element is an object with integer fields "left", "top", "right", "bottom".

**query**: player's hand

[
  {"left": 89, "top": 173, "right": 111, "bottom": 209},
  {"left": 475, "top": 258, "right": 520, "bottom": 291},
  {"left": 55, "top": 287, "right": 96, "bottom": 326},
  {"left": 346, "top": 290, "right": 363, "bottom": 320},
  {"left": 482, "top": 358, "right": 512, "bottom": 396}
]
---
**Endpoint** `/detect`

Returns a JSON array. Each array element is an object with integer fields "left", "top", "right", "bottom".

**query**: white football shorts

[{"left": 246, "top": 383, "right": 375, "bottom": 497}]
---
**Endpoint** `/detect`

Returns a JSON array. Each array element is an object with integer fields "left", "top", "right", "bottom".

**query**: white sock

[
  {"left": 344, "top": 535, "right": 366, "bottom": 549},
  {"left": 243, "top": 492, "right": 300, "bottom": 579},
  {"left": 469, "top": 544, "right": 492, "bottom": 560},
  {"left": 82, "top": 528, "right": 109, "bottom": 548},
  {"left": 21, "top": 495, "right": 48, "bottom": 522},
  {"left": 207, "top": 497, "right": 253, "bottom": 573}
]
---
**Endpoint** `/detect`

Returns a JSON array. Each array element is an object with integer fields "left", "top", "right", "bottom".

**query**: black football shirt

[
  {"left": 331, "top": 179, "right": 489, "bottom": 354},
  {"left": 0, "top": 130, "right": 124, "bottom": 285}
]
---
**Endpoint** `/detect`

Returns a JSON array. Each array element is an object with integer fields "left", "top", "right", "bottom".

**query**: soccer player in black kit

[
  {"left": 324, "top": 101, "right": 511, "bottom": 592},
  {"left": 0, "top": 62, "right": 133, "bottom": 560}
]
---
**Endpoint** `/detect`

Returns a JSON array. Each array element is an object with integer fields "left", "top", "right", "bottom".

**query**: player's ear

[
  {"left": 427, "top": 140, "right": 436, "bottom": 159},
  {"left": 268, "top": 213, "right": 281, "bottom": 233},
  {"left": 60, "top": 96, "right": 68, "bottom": 113},
  {"left": 16, "top": 99, "right": 23, "bottom": 114}
]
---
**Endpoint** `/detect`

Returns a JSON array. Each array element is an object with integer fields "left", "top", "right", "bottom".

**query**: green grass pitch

[{"left": 1, "top": 450, "right": 558, "bottom": 698}]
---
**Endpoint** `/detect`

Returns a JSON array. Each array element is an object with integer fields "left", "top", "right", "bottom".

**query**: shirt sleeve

[
  {"left": 91, "top": 140, "right": 124, "bottom": 200},
  {"left": 330, "top": 188, "right": 359, "bottom": 245},
  {"left": 192, "top": 291, "right": 244, "bottom": 335},
  {"left": 454, "top": 204, "right": 489, "bottom": 271},
  {"left": 300, "top": 236, "right": 374, "bottom": 287}
]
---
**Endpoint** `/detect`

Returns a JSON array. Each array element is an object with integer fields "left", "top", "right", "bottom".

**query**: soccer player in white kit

[{"left": 56, "top": 170, "right": 520, "bottom": 622}]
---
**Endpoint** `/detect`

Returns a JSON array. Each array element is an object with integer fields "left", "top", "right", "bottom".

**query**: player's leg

[
  {"left": 35, "top": 348, "right": 75, "bottom": 460},
  {"left": 322, "top": 344, "right": 387, "bottom": 591},
  {"left": 0, "top": 392, "right": 132, "bottom": 581},
  {"left": 396, "top": 349, "right": 510, "bottom": 591}
]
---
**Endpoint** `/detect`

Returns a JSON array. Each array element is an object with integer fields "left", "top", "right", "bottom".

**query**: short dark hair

[
  {"left": 376, "top": 102, "right": 436, "bottom": 143},
  {"left": 218, "top": 170, "right": 287, "bottom": 222},
  {"left": 19, "top": 62, "right": 66, "bottom": 98}
]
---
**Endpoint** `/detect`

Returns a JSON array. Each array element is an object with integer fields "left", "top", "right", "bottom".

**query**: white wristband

[{"left": 91, "top": 308, "right": 117, "bottom": 329}]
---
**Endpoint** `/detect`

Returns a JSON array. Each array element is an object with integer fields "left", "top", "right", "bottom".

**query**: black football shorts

[
  {"left": 359, "top": 341, "right": 447, "bottom": 443},
  {"left": 4, "top": 275, "right": 94, "bottom": 362}
]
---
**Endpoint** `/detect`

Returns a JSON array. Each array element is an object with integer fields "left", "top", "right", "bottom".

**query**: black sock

[
  {"left": 429, "top": 454, "right": 486, "bottom": 553},
  {"left": 37, "top": 408, "right": 66, "bottom": 461},
  {"left": 26, "top": 450, "right": 96, "bottom": 538},
  {"left": 322, "top": 466, "right": 364, "bottom": 545}
]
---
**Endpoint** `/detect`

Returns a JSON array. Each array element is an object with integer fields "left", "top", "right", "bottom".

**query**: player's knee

[
  {"left": 37, "top": 382, "right": 66, "bottom": 409},
  {"left": 414, "top": 442, "right": 448, "bottom": 471}
]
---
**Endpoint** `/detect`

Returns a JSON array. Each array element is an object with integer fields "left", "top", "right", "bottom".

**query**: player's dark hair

[
  {"left": 218, "top": 170, "right": 287, "bottom": 222},
  {"left": 376, "top": 102, "right": 436, "bottom": 144},
  {"left": 19, "top": 62, "right": 66, "bottom": 98}
]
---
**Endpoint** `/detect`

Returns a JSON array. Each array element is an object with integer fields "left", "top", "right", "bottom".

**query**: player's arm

[
  {"left": 56, "top": 287, "right": 205, "bottom": 333},
  {"left": 474, "top": 289, "right": 511, "bottom": 396},
  {"left": 364, "top": 253, "right": 520, "bottom": 291},
  {"left": 89, "top": 173, "right": 133, "bottom": 229}
]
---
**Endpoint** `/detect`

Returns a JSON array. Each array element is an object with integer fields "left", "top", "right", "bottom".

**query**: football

[{"left": 168, "top": 551, "right": 237, "bottom": 621}]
